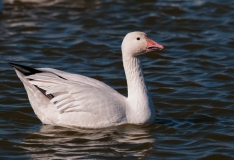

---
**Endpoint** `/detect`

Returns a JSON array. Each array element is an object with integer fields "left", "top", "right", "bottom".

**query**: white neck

[{"left": 123, "top": 55, "right": 155, "bottom": 123}]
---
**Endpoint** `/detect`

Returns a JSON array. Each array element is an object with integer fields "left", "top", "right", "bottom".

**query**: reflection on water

[
  {"left": 1, "top": 0, "right": 234, "bottom": 159},
  {"left": 23, "top": 124, "right": 156, "bottom": 159}
]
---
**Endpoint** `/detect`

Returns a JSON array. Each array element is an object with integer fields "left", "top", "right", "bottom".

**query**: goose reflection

[{"left": 22, "top": 124, "right": 157, "bottom": 159}]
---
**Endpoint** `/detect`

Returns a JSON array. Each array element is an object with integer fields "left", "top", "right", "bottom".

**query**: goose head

[{"left": 121, "top": 31, "right": 164, "bottom": 57}]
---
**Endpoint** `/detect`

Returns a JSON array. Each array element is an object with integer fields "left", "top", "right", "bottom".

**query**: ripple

[
  {"left": 181, "top": 43, "right": 207, "bottom": 50},
  {"left": 210, "top": 73, "right": 234, "bottom": 81}
]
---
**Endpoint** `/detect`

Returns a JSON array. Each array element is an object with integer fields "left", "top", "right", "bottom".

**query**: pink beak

[{"left": 146, "top": 37, "right": 164, "bottom": 53}]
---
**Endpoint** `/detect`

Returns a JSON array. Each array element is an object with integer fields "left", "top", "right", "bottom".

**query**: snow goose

[{"left": 9, "top": 31, "right": 164, "bottom": 128}]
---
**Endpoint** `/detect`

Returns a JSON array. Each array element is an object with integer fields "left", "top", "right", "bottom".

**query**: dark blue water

[{"left": 1, "top": 0, "right": 234, "bottom": 159}]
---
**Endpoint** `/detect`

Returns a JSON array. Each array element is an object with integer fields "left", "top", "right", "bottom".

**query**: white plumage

[{"left": 10, "top": 31, "right": 163, "bottom": 128}]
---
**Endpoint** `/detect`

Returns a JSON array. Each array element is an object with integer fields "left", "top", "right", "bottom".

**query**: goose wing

[
  {"left": 10, "top": 63, "right": 127, "bottom": 125},
  {"left": 26, "top": 69, "right": 126, "bottom": 116}
]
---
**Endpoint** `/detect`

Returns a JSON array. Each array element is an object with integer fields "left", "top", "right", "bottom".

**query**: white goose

[{"left": 10, "top": 31, "right": 164, "bottom": 128}]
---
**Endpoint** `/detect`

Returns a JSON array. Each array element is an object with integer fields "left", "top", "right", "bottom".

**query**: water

[{"left": 1, "top": 0, "right": 234, "bottom": 159}]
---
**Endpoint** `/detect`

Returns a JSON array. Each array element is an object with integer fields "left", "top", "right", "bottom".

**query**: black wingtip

[{"left": 9, "top": 62, "right": 42, "bottom": 76}]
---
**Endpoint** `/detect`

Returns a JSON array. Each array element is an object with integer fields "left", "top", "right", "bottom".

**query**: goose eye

[{"left": 137, "top": 37, "right": 140, "bottom": 40}]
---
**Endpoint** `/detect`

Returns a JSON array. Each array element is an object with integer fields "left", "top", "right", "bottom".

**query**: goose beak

[{"left": 146, "top": 37, "right": 164, "bottom": 52}]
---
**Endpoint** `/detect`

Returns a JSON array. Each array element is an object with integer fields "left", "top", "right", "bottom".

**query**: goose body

[{"left": 10, "top": 31, "right": 163, "bottom": 128}]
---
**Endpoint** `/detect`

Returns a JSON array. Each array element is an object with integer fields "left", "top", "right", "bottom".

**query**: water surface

[{"left": 1, "top": 0, "right": 234, "bottom": 159}]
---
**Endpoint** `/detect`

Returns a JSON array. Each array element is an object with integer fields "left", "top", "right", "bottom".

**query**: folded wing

[{"left": 26, "top": 71, "right": 125, "bottom": 116}]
